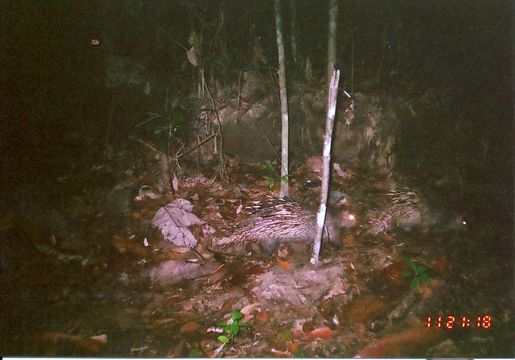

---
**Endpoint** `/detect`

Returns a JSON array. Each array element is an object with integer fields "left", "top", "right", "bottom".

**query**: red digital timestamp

[{"left": 425, "top": 315, "right": 492, "bottom": 330}]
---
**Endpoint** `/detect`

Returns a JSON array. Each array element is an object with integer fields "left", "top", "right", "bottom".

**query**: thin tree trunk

[
  {"left": 274, "top": 0, "right": 289, "bottom": 197},
  {"left": 327, "top": 0, "right": 338, "bottom": 83},
  {"left": 311, "top": 69, "right": 340, "bottom": 266},
  {"left": 289, "top": 0, "right": 298, "bottom": 65}
]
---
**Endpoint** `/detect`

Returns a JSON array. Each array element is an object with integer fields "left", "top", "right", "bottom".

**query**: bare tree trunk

[
  {"left": 311, "top": 69, "right": 340, "bottom": 266},
  {"left": 351, "top": 29, "right": 355, "bottom": 93},
  {"left": 289, "top": 0, "right": 298, "bottom": 65},
  {"left": 274, "top": 0, "right": 289, "bottom": 197},
  {"left": 327, "top": 0, "right": 338, "bottom": 83}
]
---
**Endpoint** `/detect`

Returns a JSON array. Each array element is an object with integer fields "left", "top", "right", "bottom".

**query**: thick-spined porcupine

[{"left": 218, "top": 196, "right": 355, "bottom": 254}]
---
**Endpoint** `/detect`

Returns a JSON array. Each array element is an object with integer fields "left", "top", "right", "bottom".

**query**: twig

[
  {"left": 158, "top": 27, "right": 189, "bottom": 52},
  {"left": 234, "top": 70, "right": 242, "bottom": 123},
  {"left": 130, "top": 136, "right": 165, "bottom": 156},
  {"left": 192, "top": 247, "right": 207, "bottom": 264},
  {"left": 261, "top": 133, "right": 282, "bottom": 161},
  {"left": 105, "top": 93, "right": 115, "bottom": 158},
  {"left": 133, "top": 112, "right": 161, "bottom": 129},
  {"left": 174, "top": 143, "right": 186, "bottom": 159},
  {"left": 351, "top": 29, "right": 355, "bottom": 94},
  {"left": 203, "top": 83, "right": 228, "bottom": 181},
  {"left": 177, "top": 133, "right": 216, "bottom": 159}
]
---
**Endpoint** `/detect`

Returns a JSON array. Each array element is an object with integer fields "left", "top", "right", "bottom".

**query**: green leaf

[
  {"left": 403, "top": 256, "right": 417, "bottom": 271},
  {"left": 402, "top": 270, "right": 412, "bottom": 278},
  {"left": 229, "top": 322, "right": 240, "bottom": 336},
  {"left": 263, "top": 176, "right": 275, "bottom": 188},
  {"left": 419, "top": 272, "right": 431, "bottom": 284},
  {"left": 231, "top": 311, "right": 244, "bottom": 321},
  {"left": 415, "top": 264, "right": 428, "bottom": 274},
  {"left": 261, "top": 162, "right": 276, "bottom": 172},
  {"left": 217, "top": 335, "right": 229, "bottom": 344},
  {"left": 410, "top": 278, "right": 421, "bottom": 289}
]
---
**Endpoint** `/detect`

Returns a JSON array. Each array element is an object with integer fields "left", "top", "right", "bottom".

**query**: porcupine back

[
  {"left": 366, "top": 186, "right": 468, "bottom": 235},
  {"left": 221, "top": 197, "right": 341, "bottom": 254}
]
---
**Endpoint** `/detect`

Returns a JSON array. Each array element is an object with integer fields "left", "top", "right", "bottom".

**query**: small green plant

[
  {"left": 261, "top": 162, "right": 278, "bottom": 188},
  {"left": 260, "top": 161, "right": 288, "bottom": 189},
  {"left": 217, "top": 310, "right": 247, "bottom": 344},
  {"left": 263, "top": 175, "right": 276, "bottom": 188},
  {"left": 261, "top": 161, "right": 278, "bottom": 173},
  {"left": 402, "top": 256, "right": 430, "bottom": 289}
]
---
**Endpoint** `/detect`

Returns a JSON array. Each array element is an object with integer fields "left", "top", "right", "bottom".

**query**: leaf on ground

[
  {"left": 254, "top": 311, "right": 270, "bottom": 322},
  {"left": 307, "top": 326, "right": 334, "bottom": 340},
  {"left": 429, "top": 256, "right": 449, "bottom": 274},
  {"left": 277, "top": 258, "right": 291, "bottom": 270},
  {"left": 219, "top": 297, "right": 237, "bottom": 314},
  {"left": 152, "top": 199, "right": 204, "bottom": 247},
  {"left": 111, "top": 234, "right": 150, "bottom": 257},
  {"left": 355, "top": 324, "right": 444, "bottom": 357},
  {"left": 217, "top": 335, "right": 229, "bottom": 344},
  {"left": 240, "top": 303, "right": 260, "bottom": 322},
  {"left": 180, "top": 321, "right": 201, "bottom": 333},
  {"left": 230, "top": 310, "right": 244, "bottom": 321},
  {"left": 322, "top": 278, "right": 347, "bottom": 301},
  {"left": 288, "top": 340, "right": 299, "bottom": 354},
  {"left": 345, "top": 294, "right": 386, "bottom": 329}
]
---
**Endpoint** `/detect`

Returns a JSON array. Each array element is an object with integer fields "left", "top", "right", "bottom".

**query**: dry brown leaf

[
  {"left": 419, "top": 283, "right": 435, "bottom": 299},
  {"left": 277, "top": 258, "right": 291, "bottom": 270},
  {"left": 381, "top": 260, "right": 409, "bottom": 289},
  {"left": 346, "top": 294, "right": 386, "bottom": 329},
  {"left": 131, "top": 210, "right": 147, "bottom": 220},
  {"left": 307, "top": 326, "right": 334, "bottom": 340},
  {"left": 288, "top": 341, "right": 299, "bottom": 354},
  {"left": 429, "top": 255, "right": 449, "bottom": 274},
  {"left": 111, "top": 234, "right": 150, "bottom": 257},
  {"left": 355, "top": 324, "right": 444, "bottom": 357},
  {"left": 219, "top": 297, "right": 237, "bottom": 314},
  {"left": 254, "top": 311, "right": 270, "bottom": 322},
  {"left": 322, "top": 278, "right": 347, "bottom": 301},
  {"left": 180, "top": 321, "right": 201, "bottom": 333},
  {"left": 205, "top": 267, "right": 227, "bottom": 285},
  {"left": 240, "top": 303, "right": 260, "bottom": 321},
  {"left": 381, "top": 232, "right": 397, "bottom": 243}
]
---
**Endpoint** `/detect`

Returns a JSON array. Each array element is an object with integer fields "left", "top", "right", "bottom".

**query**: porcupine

[
  {"left": 365, "top": 186, "right": 468, "bottom": 235},
  {"left": 218, "top": 196, "right": 356, "bottom": 254}
]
